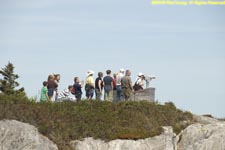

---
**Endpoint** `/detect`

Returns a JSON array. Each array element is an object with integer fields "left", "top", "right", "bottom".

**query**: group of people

[
  {"left": 40, "top": 68, "right": 146, "bottom": 102},
  {"left": 40, "top": 74, "right": 61, "bottom": 102}
]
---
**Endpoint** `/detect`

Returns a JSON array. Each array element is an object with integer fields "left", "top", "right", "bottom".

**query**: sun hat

[
  {"left": 120, "top": 68, "right": 125, "bottom": 72},
  {"left": 86, "top": 70, "right": 94, "bottom": 76},
  {"left": 138, "top": 72, "right": 144, "bottom": 77}
]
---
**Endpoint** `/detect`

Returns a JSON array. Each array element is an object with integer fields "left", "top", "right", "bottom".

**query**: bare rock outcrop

[
  {"left": 1, "top": 115, "right": 225, "bottom": 150},
  {"left": 177, "top": 116, "right": 225, "bottom": 150},
  {"left": 70, "top": 126, "right": 177, "bottom": 150},
  {"left": 0, "top": 120, "right": 58, "bottom": 150},
  {"left": 71, "top": 116, "right": 225, "bottom": 150}
]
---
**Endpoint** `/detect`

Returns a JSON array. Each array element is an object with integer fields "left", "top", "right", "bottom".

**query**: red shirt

[{"left": 113, "top": 77, "right": 117, "bottom": 90}]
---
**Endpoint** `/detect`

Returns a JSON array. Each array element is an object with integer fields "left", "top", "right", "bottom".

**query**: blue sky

[{"left": 0, "top": 0, "right": 225, "bottom": 117}]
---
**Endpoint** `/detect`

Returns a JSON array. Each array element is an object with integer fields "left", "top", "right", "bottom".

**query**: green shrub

[{"left": 0, "top": 95, "right": 194, "bottom": 150}]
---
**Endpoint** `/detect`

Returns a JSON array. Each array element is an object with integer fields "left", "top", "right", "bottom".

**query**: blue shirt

[{"left": 73, "top": 83, "right": 82, "bottom": 94}]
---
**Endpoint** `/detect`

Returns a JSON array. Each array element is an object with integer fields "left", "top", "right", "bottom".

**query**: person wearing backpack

[
  {"left": 73, "top": 77, "right": 84, "bottom": 102},
  {"left": 133, "top": 73, "right": 145, "bottom": 91}
]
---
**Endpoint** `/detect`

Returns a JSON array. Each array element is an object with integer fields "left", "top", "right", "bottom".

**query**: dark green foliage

[
  {"left": 0, "top": 62, "right": 26, "bottom": 97},
  {"left": 218, "top": 118, "right": 225, "bottom": 121},
  {"left": 0, "top": 95, "right": 194, "bottom": 150}
]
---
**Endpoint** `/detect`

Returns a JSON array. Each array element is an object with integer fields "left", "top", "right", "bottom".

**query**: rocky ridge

[{"left": 0, "top": 115, "right": 225, "bottom": 150}]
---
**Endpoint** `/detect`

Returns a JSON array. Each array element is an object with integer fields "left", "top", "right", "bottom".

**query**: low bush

[{"left": 0, "top": 94, "right": 193, "bottom": 150}]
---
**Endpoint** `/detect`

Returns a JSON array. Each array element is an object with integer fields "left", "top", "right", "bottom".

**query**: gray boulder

[
  {"left": 178, "top": 116, "right": 225, "bottom": 150},
  {"left": 0, "top": 120, "right": 58, "bottom": 150},
  {"left": 193, "top": 115, "right": 220, "bottom": 124}
]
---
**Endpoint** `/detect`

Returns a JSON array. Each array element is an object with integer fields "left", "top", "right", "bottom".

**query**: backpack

[
  {"left": 133, "top": 83, "right": 140, "bottom": 91},
  {"left": 133, "top": 79, "right": 143, "bottom": 91},
  {"left": 71, "top": 85, "right": 76, "bottom": 95},
  {"left": 85, "top": 84, "right": 91, "bottom": 91}
]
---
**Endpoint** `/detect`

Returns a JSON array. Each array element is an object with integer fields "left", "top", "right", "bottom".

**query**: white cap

[
  {"left": 86, "top": 70, "right": 94, "bottom": 76},
  {"left": 138, "top": 72, "right": 144, "bottom": 77},
  {"left": 120, "top": 68, "right": 125, "bottom": 72}
]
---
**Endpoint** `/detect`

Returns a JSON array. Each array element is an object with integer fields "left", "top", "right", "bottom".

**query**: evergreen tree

[{"left": 0, "top": 62, "right": 25, "bottom": 96}]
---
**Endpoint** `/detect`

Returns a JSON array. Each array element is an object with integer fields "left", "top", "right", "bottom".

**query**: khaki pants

[
  {"left": 104, "top": 90, "right": 113, "bottom": 102},
  {"left": 95, "top": 89, "right": 102, "bottom": 100},
  {"left": 122, "top": 88, "right": 132, "bottom": 101}
]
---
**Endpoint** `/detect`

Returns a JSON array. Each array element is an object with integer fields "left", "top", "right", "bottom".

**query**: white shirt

[
  {"left": 116, "top": 72, "right": 124, "bottom": 85},
  {"left": 136, "top": 78, "right": 144, "bottom": 88},
  {"left": 58, "top": 88, "right": 72, "bottom": 99}
]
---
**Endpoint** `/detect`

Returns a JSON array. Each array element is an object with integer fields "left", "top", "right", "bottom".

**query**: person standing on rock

[
  {"left": 47, "top": 74, "right": 58, "bottom": 102},
  {"left": 95, "top": 72, "right": 103, "bottom": 100},
  {"left": 54, "top": 74, "right": 60, "bottom": 102},
  {"left": 73, "top": 77, "right": 84, "bottom": 102},
  {"left": 103, "top": 69, "right": 113, "bottom": 102},
  {"left": 116, "top": 68, "right": 125, "bottom": 101},
  {"left": 40, "top": 81, "right": 49, "bottom": 102},
  {"left": 85, "top": 70, "right": 95, "bottom": 100},
  {"left": 112, "top": 73, "right": 117, "bottom": 101},
  {"left": 121, "top": 69, "right": 134, "bottom": 101}
]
